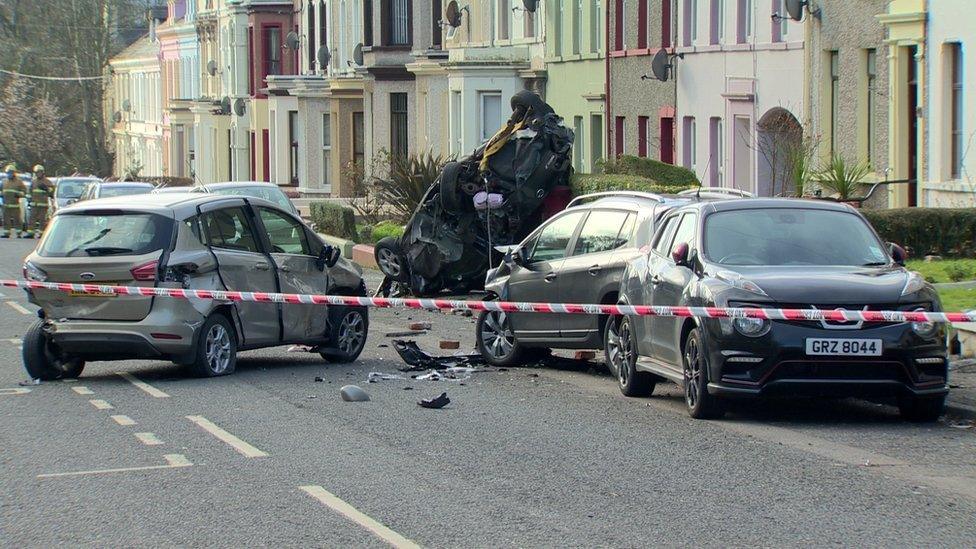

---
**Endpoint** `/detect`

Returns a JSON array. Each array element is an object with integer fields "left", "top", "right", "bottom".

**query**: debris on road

[
  {"left": 314, "top": 376, "right": 325, "bottom": 382},
  {"left": 392, "top": 339, "right": 485, "bottom": 372},
  {"left": 287, "top": 345, "right": 315, "bottom": 352},
  {"left": 574, "top": 351, "right": 596, "bottom": 361},
  {"left": 384, "top": 330, "right": 427, "bottom": 338},
  {"left": 18, "top": 378, "right": 41, "bottom": 386},
  {"left": 418, "top": 392, "right": 450, "bottom": 409},
  {"left": 367, "top": 372, "right": 407, "bottom": 383},
  {"left": 340, "top": 385, "right": 370, "bottom": 402},
  {"left": 439, "top": 340, "right": 461, "bottom": 350},
  {"left": 408, "top": 322, "right": 432, "bottom": 331}
]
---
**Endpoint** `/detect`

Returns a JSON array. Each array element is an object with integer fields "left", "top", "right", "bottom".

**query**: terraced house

[{"left": 158, "top": 0, "right": 201, "bottom": 180}]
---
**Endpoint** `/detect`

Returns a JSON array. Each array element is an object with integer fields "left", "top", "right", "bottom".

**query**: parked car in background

[
  {"left": 151, "top": 185, "right": 206, "bottom": 195},
  {"left": 22, "top": 193, "right": 361, "bottom": 380},
  {"left": 52, "top": 177, "right": 100, "bottom": 212},
  {"left": 475, "top": 192, "right": 687, "bottom": 366},
  {"left": 607, "top": 198, "right": 948, "bottom": 421},
  {"left": 204, "top": 182, "right": 298, "bottom": 215},
  {"left": 78, "top": 181, "right": 154, "bottom": 201}
]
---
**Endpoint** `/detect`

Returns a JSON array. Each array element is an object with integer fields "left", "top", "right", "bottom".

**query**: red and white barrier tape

[{"left": 3, "top": 279, "right": 973, "bottom": 324}]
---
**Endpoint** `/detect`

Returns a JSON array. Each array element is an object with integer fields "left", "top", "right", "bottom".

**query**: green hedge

[
  {"left": 571, "top": 173, "right": 698, "bottom": 196},
  {"left": 862, "top": 208, "right": 976, "bottom": 257},
  {"left": 370, "top": 221, "right": 405, "bottom": 243},
  {"left": 599, "top": 155, "right": 700, "bottom": 187},
  {"left": 309, "top": 201, "right": 357, "bottom": 240}
]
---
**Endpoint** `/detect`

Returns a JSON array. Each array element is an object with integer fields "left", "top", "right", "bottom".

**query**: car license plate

[
  {"left": 805, "top": 338, "right": 882, "bottom": 356},
  {"left": 69, "top": 284, "right": 120, "bottom": 298}
]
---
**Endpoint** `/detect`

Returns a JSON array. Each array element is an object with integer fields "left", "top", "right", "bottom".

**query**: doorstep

[{"left": 352, "top": 244, "right": 377, "bottom": 269}]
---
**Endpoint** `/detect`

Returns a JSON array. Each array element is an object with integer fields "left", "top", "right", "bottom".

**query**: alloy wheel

[
  {"left": 684, "top": 337, "right": 702, "bottom": 409},
  {"left": 606, "top": 318, "right": 632, "bottom": 386},
  {"left": 481, "top": 311, "right": 515, "bottom": 360},
  {"left": 336, "top": 311, "right": 366, "bottom": 354},
  {"left": 377, "top": 247, "right": 402, "bottom": 278},
  {"left": 205, "top": 323, "right": 232, "bottom": 374}
]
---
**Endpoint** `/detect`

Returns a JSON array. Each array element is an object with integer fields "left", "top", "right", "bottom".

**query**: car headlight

[
  {"left": 733, "top": 316, "right": 771, "bottom": 337},
  {"left": 716, "top": 270, "right": 768, "bottom": 297},
  {"left": 910, "top": 307, "right": 938, "bottom": 338},
  {"left": 22, "top": 261, "right": 47, "bottom": 282},
  {"left": 901, "top": 272, "right": 926, "bottom": 296}
]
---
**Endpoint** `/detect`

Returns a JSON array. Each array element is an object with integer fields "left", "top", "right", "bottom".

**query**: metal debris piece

[
  {"left": 418, "top": 392, "right": 450, "bottom": 409},
  {"left": 339, "top": 385, "right": 370, "bottom": 402},
  {"left": 392, "top": 339, "right": 485, "bottom": 372}
]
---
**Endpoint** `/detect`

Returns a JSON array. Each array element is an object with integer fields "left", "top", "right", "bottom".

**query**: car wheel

[
  {"left": 476, "top": 310, "right": 526, "bottom": 366},
  {"left": 374, "top": 237, "right": 408, "bottom": 282},
  {"left": 439, "top": 162, "right": 464, "bottom": 214},
  {"left": 190, "top": 314, "right": 237, "bottom": 377},
  {"left": 683, "top": 328, "right": 725, "bottom": 419},
  {"left": 604, "top": 316, "right": 655, "bottom": 397},
  {"left": 320, "top": 307, "right": 369, "bottom": 363},
  {"left": 22, "top": 319, "right": 85, "bottom": 380},
  {"left": 898, "top": 395, "right": 946, "bottom": 422}
]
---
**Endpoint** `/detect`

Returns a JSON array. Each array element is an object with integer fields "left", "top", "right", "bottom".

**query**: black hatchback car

[{"left": 608, "top": 199, "right": 948, "bottom": 421}]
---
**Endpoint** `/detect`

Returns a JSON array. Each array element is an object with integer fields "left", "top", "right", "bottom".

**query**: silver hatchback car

[{"left": 22, "top": 193, "right": 367, "bottom": 379}]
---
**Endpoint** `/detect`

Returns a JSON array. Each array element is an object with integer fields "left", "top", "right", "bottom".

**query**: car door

[
  {"left": 255, "top": 206, "right": 330, "bottom": 343},
  {"left": 508, "top": 210, "right": 587, "bottom": 340},
  {"left": 649, "top": 212, "right": 699, "bottom": 365},
  {"left": 636, "top": 213, "right": 680, "bottom": 356},
  {"left": 200, "top": 202, "right": 281, "bottom": 347},
  {"left": 558, "top": 209, "right": 634, "bottom": 340}
]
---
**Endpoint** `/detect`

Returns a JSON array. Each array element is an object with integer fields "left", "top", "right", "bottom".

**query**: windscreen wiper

[
  {"left": 83, "top": 246, "right": 134, "bottom": 256},
  {"left": 66, "top": 229, "right": 111, "bottom": 256}
]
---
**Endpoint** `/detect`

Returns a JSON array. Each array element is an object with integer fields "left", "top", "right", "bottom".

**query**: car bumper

[{"left": 702, "top": 320, "right": 949, "bottom": 399}]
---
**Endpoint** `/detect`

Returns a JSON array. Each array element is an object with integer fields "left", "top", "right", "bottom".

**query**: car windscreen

[
  {"left": 212, "top": 186, "right": 295, "bottom": 212},
  {"left": 38, "top": 212, "right": 173, "bottom": 257},
  {"left": 703, "top": 208, "right": 889, "bottom": 266},
  {"left": 55, "top": 179, "right": 93, "bottom": 198},
  {"left": 99, "top": 185, "right": 152, "bottom": 198}
]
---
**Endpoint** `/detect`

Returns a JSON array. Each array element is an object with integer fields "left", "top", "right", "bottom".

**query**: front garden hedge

[
  {"left": 309, "top": 201, "right": 357, "bottom": 240},
  {"left": 862, "top": 207, "right": 976, "bottom": 257}
]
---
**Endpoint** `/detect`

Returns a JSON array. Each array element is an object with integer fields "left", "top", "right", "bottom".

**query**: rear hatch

[{"left": 29, "top": 210, "right": 174, "bottom": 321}]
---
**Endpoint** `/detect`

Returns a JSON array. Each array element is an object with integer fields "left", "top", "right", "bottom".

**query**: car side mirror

[
  {"left": 316, "top": 244, "right": 341, "bottom": 271},
  {"left": 672, "top": 242, "right": 690, "bottom": 267},
  {"left": 888, "top": 242, "right": 907, "bottom": 266}
]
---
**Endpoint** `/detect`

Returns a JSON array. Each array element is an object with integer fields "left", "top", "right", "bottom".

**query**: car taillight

[{"left": 130, "top": 260, "right": 159, "bottom": 282}]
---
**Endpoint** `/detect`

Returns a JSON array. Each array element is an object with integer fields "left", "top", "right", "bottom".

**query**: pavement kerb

[{"left": 946, "top": 400, "right": 976, "bottom": 421}]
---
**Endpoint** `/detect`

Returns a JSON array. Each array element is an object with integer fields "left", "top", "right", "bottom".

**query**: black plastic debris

[
  {"left": 393, "top": 340, "right": 485, "bottom": 372},
  {"left": 314, "top": 376, "right": 325, "bottom": 382},
  {"left": 418, "top": 392, "right": 450, "bottom": 409}
]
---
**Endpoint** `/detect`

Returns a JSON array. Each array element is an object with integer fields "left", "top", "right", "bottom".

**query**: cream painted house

[{"left": 109, "top": 29, "right": 165, "bottom": 178}]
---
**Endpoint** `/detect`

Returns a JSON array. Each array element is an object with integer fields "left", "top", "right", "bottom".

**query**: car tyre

[
  {"left": 22, "top": 319, "right": 85, "bottom": 380},
  {"left": 476, "top": 310, "right": 527, "bottom": 366},
  {"left": 898, "top": 395, "right": 945, "bottom": 422},
  {"left": 189, "top": 314, "right": 237, "bottom": 377},
  {"left": 683, "top": 328, "right": 725, "bottom": 419},
  {"left": 374, "top": 237, "right": 408, "bottom": 283},
  {"left": 439, "top": 162, "right": 464, "bottom": 214},
  {"left": 604, "top": 316, "right": 655, "bottom": 397},
  {"left": 320, "top": 306, "right": 369, "bottom": 363}
]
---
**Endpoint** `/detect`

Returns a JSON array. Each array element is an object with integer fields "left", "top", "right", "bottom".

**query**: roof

[
  {"left": 99, "top": 181, "right": 155, "bottom": 187},
  {"left": 110, "top": 33, "right": 159, "bottom": 64},
  {"left": 684, "top": 197, "right": 857, "bottom": 215},
  {"left": 57, "top": 192, "right": 284, "bottom": 217},
  {"left": 205, "top": 181, "right": 282, "bottom": 189}
]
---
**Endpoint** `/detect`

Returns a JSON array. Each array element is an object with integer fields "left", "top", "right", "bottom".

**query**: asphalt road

[{"left": 1, "top": 238, "right": 975, "bottom": 547}]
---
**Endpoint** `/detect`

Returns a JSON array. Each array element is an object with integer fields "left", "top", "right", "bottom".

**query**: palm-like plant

[
  {"left": 374, "top": 151, "right": 449, "bottom": 222},
  {"left": 815, "top": 154, "right": 871, "bottom": 200}
]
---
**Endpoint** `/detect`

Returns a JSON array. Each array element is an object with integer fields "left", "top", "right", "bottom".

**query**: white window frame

[
  {"left": 479, "top": 91, "right": 503, "bottom": 142},
  {"left": 322, "top": 113, "right": 332, "bottom": 188}
]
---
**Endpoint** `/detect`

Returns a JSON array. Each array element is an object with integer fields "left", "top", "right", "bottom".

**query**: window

[
  {"left": 662, "top": 0, "right": 672, "bottom": 48},
  {"left": 318, "top": 0, "right": 329, "bottom": 70},
  {"left": 669, "top": 213, "right": 697, "bottom": 255},
  {"left": 364, "top": 0, "right": 373, "bottom": 46},
  {"left": 529, "top": 211, "right": 586, "bottom": 262},
  {"left": 652, "top": 214, "right": 679, "bottom": 254},
  {"left": 480, "top": 92, "right": 502, "bottom": 142},
  {"left": 614, "top": 0, "right": 625, "bottom": 51},
  {"left": 949, "top": 43, "right": 963, "bottom": 179},
  {"left": 776, "top": 0, "right": 787, "bottom": 40},
  {"left": 710, "top": 0, "right": 723, "bottom": 44},
  {"left": 498, "top": 0, "right": 510, "bottom": 40},
  {"left": 431, "top": 0, "right": 442, "bottom": 48},
  {"left": 307, "top": 1, "right": 315, "bottom": 70},
  {"left": 614, "top": 116, "right": 625, "bottom": 156},
  {"left": 709, "top": 117, "right": 722, "bottom": 186},
  {"left": 736, "top": 0, "right": 751, "bottom": 43},
  {"left": 289, "top": 111, "right": 299, "bottom": 185},
  {"left": 264, "top": 25, "right": 282, "bottom": 78},
  {"left": 386, "top": 0, "right": 410, "bottom": 45},
  {"left": 590, "top": 0, "right": 601, "bottom": 53},
  {"left": 260, "top": 208, "right": 311, "bottom": 255},
  {"left": 39, "top": 213, "right": 172, "bottom": 258},
  {"left": 390, "top": 92, "right": 408, "bottom": 158},
  {"left": 660, "top": 115, "right": 674, "bottom": 164},
  {"left": 353, "top": 112, "right": 365, "bottom": 166},
  {"left": 553, "top": 0, "right": 562, "bottom": 54},
  {"left": 573, "top": 0, "right": 583, "bottom": 54},
  {"left": 637, "top": 0, "right": 647, "bottom": 49},
  {"left": 590, "top": 114, "right": 604, "bottom": 169},
  {"left": 683, "top": 116, "right": 696, "bottom": 170},
  {"left": 203, "top": 207, "right": 261, "bottom": 253},
  {"left": 321, "top": 113, "right": 331, "bottom": 186},
  {"left": 573, "top": 116, "right": 585, "bottom": 171},
  {"left": 573, "top": 210, "right": 631, "bottom": 255},
  {"left": 829, "top": 50, "right": 839, "bottom": 155},
  {"left": 450, "top": 91, "right": 462, "bottom": 155},
  {"left": 690, "top": 0, "right": 698, "bottom": 44},
  {"left": 866, "top": 48, "right": 876, "bottom": 165},
  {"left": 524, "top": 7, "right": 536, "bottom": 38},
  {"left": 637, "top": 116, "right": 649, "bottom": 157}
]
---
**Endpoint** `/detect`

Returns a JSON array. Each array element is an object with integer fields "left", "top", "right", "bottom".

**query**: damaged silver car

[
  {"left": 22, "top": 193, "right": 366, "bottom": 379},
  {"left": 374, "top": 91, "right": 575, "bottom": 296}
]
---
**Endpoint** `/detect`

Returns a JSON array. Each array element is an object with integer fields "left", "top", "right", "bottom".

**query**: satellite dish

[
  {"left": 316, "top": 45, "right": 331, "bottom": 68},
  {"left": 234, "top": 98, "right": 246, "bottom": 117},
  {"left": 521, "top": 0, "right": 539, "bottom": 12},
  {"left": 220, "top": 96, "right": 231, "bottom": 114},
  {"left": 113, "top": 111, "right": 122, "bottom": 123},
  {"left": 352, "top": 43, "right": 364, "bottom": 66},
  {"left": 122, "top": 99, "right": 131, "bottom": 112},
  {"left": 285, "top": 31, "right": 301, "bottom": 50},
  {"left": 207, "top": 59, "right": 218, "bottom": 76},
  {"left": 650, "top": 48, "right": 671, "bottom": 82},
  {"left": 784, "top": 0, "right": 817, "bottom": 21},
  {"left": 445, "top": 1, "right": 462, "bottom": 27}
]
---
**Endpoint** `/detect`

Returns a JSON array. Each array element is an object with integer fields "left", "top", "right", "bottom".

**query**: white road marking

[
  {"left": 71, "top": 386, "right": 94, "bottom": 395},
  {"left": 300, "top": 485, "right": 420, "bottom": 549},
  {"left": 111, "top": 414, "right": 136, "bottom": 426},
  {"left": 7, "top": 338, "right": 21, "bottom": 344},
  {"left": 117, "top": 372, "right": 170, "bottom": 398},
  {"left": 0, "top": 387, "right": 31, "bottom": 395},
  {"left": 89, "top": 399, "right": 113, "bottom": 410},
  {"left": 134, "top": 432, "right": 163, "bottom": 446},
  {"left": 37, "top": 454, "right": 192, "bottom": 478},
  {"left": 6, "top": 301, "right": 31, "bottom": 315},
  {"left": 186, "top": 415, "right": 268, "bottom": 458},
  {"left": 61, "top": 378, "right": 77, "bottom": 383}
]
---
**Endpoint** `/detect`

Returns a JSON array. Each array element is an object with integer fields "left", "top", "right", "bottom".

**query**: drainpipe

[{"left": 605, "top": 0, "right": 611, "bottom": 163}]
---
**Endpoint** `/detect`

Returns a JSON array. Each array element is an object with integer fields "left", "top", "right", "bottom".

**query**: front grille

[
  {"left": 768, "top": 360, "right": 909, "bottom": 383},
  {"left": 731, "top": 302, "right": 912, "bottom": 329}
]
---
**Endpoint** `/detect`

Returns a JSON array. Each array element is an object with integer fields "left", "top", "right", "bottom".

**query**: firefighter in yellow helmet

[
  {"left": 2, "top": 163, "right": 26, "bottom": 238},
  {"left": 27, "top": 164, "right": 54, "bottom": 238}
]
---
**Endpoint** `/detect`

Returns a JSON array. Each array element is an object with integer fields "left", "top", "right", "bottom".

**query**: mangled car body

[{"left": 375, "top": 91, "right": 575, "bottom": 296}]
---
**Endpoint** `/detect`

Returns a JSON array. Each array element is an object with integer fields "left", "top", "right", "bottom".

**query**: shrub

[
  {"left": 598, "top": 155, "right": 700, "bottom": 187},
  {"left": 945, "top": 263, "right": 974, "bottom": 282},
  {"left": 814, "top": 154, "right": 871, "bottom": 200},
  {"left": 370, "top": 221, "right": 405, "bottom": 243},
  {"left": 373, "top": 151, "right": 447, "bottom": 222},
  {"left": 309, "top": 201, "right": 357, "bottom": 240},
  {"left": 862, "top": 208, "right": 976, "bottom": 257},
  {"left": 571, "top": 173, "right": 698, "bottom": 196}
]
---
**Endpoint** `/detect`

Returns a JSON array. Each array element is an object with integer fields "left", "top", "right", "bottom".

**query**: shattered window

[
  {"left": 573, "top": 210, "right": 630, "bottom": 256},
  {"left": 529, "top": 211, "right": 585, "bottom": 263}
]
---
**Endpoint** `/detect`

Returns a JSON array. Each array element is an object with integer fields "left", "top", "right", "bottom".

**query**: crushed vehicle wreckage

[{"left": 374, "top": 91, "right": 575, "bottom": 296}]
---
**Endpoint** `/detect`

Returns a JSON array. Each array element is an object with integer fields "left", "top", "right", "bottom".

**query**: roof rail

[
  {"left": 567, "top": 191, "right": 665, "bottom": 209},
  {"left": 677, "top": 187, "right": 754, "bottom": 198}
]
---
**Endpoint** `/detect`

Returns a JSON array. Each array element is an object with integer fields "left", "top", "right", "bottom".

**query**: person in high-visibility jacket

[
  {"left": 2, "top": 164, "right": 26, "bottom": 238},
  {"left": 27, "top": 165, "right": 53, "bottom": 238}
]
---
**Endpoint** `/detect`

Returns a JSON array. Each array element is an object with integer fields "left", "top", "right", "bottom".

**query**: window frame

[
  {"left": 202, "top": 206, "right": 265, "bottom": 255},
  {"left": 667, "top": 212, "right": 699, "bottom": 257},
  {"left": 523, "top": 210, "right": 588, "bottom": 264},
  {"left": 651, "top": 212, "right": 681, "bottom": 257},
  {"left": 571, "top": 208, "right": 634, "bottom": 257},
  {"left": 256, "top": 206, "right": 313, "bottom": 257}
]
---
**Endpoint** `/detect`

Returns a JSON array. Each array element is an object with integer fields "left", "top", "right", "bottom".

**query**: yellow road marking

[
  {"left": 6, "top": 301, "right": 31, "bottom": 315},
  {"left": 71, "top": 386, "right": 94, "bottom": 395},
  {"left": 134, "top": 432, "right": 163, "bottom": 446},
  {"left": 89, "top": 399, "right": 113, "bottom": 410},
  {"left": 111, "top": 415, "right": 136, "bottom": 426},
  {"left": 117, "top": 372, "right": 170, "bottom": 398},
  {"left": 37, "top": 454, "right": 192, "bottom": 478},
  {"left": 186, "top": 415, "right": 268, "bottom": 458},
  {"left": 0, "top": 387, "right": 31, "bottom": 395},
  {"left": 300, "top": 485, "right": 421, "bottom": 549}
]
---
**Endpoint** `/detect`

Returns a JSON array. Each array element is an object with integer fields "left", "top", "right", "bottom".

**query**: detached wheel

[
  {"left": 604, "top": 316, "right": 655, "bottom": 397},
  {"left": 22, "top": 319, "right": 85, "bottom": 380},
  {"left": 476, "top": 310, "right": 527, "bottom": 366},
  {"left": 683, "top": 328, "right": 725, "bottom": 419},
  {"left": 190, "top": 314, "right": 237, "bottom": 377},
  {"left": 320, "top": 307, "right": 368, "bottom": 363},
  {"left": 374, "top": 237, "right": 408, "bottom": 282},
  {"left": 439, "top": 162, "right": 464, "bottom": 213},
  {"left": 898, "top": 395, "right": 945, "bottom": 422}
]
